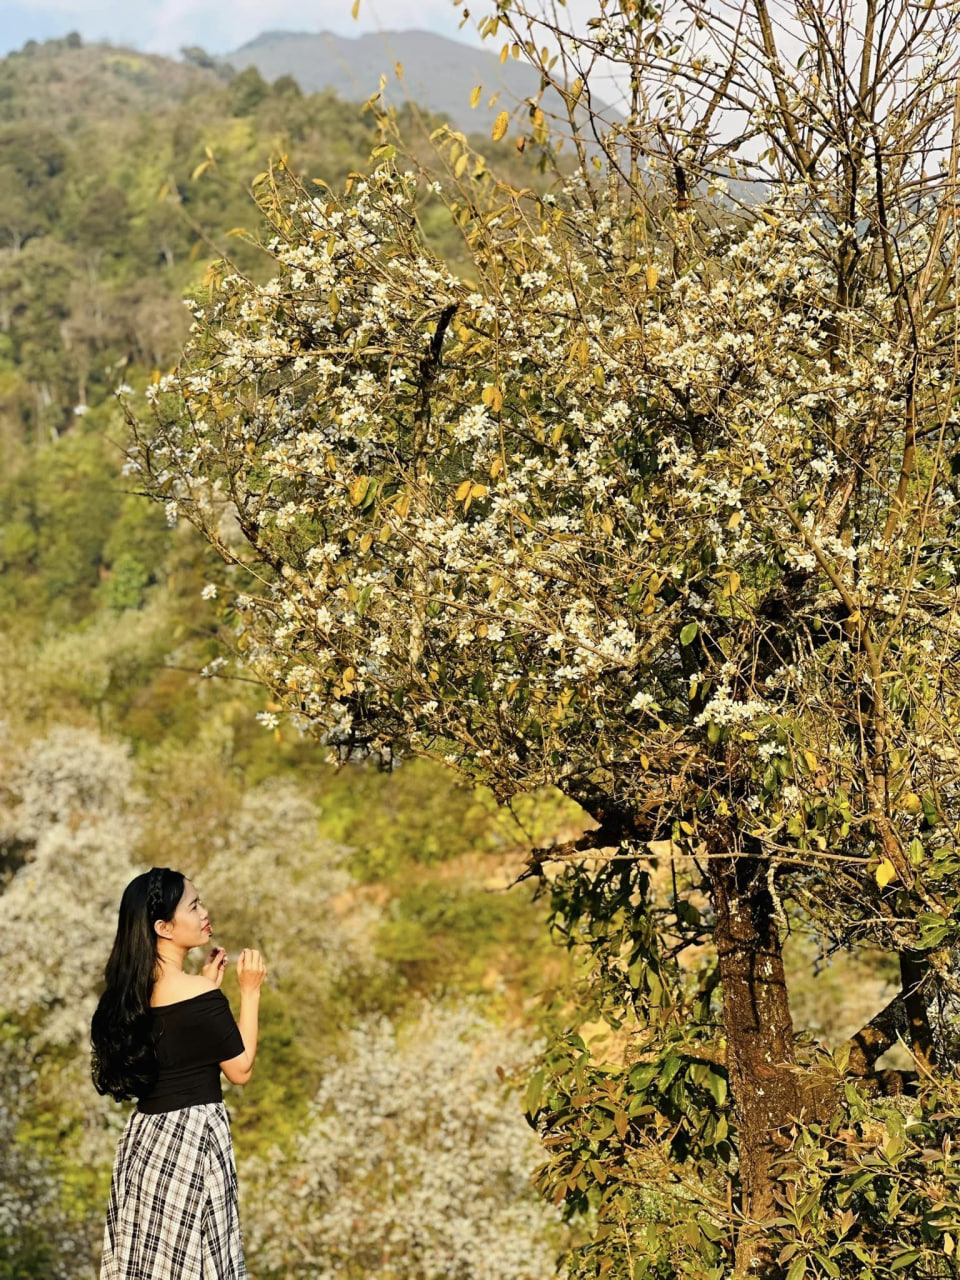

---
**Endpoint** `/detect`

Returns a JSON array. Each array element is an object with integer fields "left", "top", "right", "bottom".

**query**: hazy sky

[{"left": 1, "top": 0, "right": 589, "bottom": 57}]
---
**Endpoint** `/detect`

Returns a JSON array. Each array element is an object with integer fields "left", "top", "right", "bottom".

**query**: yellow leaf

[
  {"left": 645, "top": 264, "right": 659, "bottom": 290},
  {"left": 359, "top": 532, "right": 374, "bottom": 553},
  {"left": 874, "top": 859, "right": 897, "bottom": 888},
  {"left": 901, "top": 792, "right": 923, "bottom": 815},
  {"left": 191, "top": 159, "right": 211, "bottom": 181},
  {"left": 728, "top": 509, "right": 743, "bottom": 530},
  {"left": 490, "top": 456, "right": 504, "bottom": 479},
  {"left": 571, "top": 77, "right": 583, "bottom": 102},
  {"left": 490, "top": 386, "right": 503, "bottom": 412},
  {"left": 455, "top": 153, "right": 469, "bottom": 178},
  {"left": 456, "top": 480, "right": 472, "bottom": 501},
  {"left": 626, "top": 262, "right": 642, "bottom": 277},
  {"left": 351, "top": 0, "right": 360, "bottom": 16},
  {"left": 471, "top": 84, "right": 482, "bottom": 109},
  {"left": 500, "top": 43, "right": 510, "bottom": 64},
  {"left": 251, "top": 171, "right": 269, "bottom": 187},
  {"left": 802, "top": 750, "right": 818, "bottom": 774},
  {"left": 470, "top": 483, "right": 488, "bottom": 500},
  {"left": 349, "top": 476, "right": 369, "bottom": 506},
  {"left": 325, "top": 453, "right": 338, "bottom": 474},
  {"left": 378, "top": 524, "right": 392, "bottom": 542},
  {"left": 492, "top": 110, "right": 510, "bottom": 141},
  {"left": 393, "top": 492, "right": 411, "bottom": 518}
]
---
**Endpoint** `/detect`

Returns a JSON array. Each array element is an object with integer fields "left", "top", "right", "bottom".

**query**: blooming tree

[{"left": 126, "top": 0, "right": 960, "bottom": 1272}]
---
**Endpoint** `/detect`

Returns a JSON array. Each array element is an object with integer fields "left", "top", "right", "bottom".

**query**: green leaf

[
  {"left": 680, "top": 621, "right": 698, "bottom": 646},
  {"left": 524, "top": 1069, "right": 544, "bottom": 1116},
  {"left": 890, "top": 1251, "right": 921, "bottom": 1271},
  {"left": 645, "top": 968, "right": 663, "bottom": 1005},
  {"left": 706, "top": 1069, "right": 727, "bottom": 1107},
  {"left": 657, "top": 1053, "right": 683, "bottom": 1091},
  {"left": 786, "top": 1257, "right": 807, "bottom": 1280}
]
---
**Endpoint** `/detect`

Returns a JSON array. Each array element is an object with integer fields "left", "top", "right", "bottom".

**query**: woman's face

[{"left": 155, "top": 878, "right": 212, "bottom": 949}]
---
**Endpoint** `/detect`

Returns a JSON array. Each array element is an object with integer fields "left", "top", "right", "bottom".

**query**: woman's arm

[
  {"left": 220, "top": 948, "right": 265, "bottom": 1085},
  {"left": 220, "top": 989, "right": 260, "bottom": 1085}
]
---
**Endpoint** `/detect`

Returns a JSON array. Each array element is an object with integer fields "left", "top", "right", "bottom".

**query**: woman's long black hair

[{"left": 90, "top": 866, "right": 185, "bottom": 1102}]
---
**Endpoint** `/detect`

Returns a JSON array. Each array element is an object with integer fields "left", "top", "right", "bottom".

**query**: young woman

[{"left": 91, "top": 866, "right": 265, "bottom": 1279}]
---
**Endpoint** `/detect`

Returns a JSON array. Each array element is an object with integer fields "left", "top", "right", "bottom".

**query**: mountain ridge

[{"left": 223, "top": 26, "right": 623, "bottom": 139}]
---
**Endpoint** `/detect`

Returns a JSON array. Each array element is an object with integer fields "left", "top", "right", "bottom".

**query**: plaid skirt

[{"left": 100, "top": 1101, "right": 247, "bottom": 1280}]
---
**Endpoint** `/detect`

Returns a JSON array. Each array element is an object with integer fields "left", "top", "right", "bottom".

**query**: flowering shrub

[
  {"left": 198, "top": 776, "right": 384, "bottom": 989},
  {"left": 241, "top": 1001, "right": 562, "bottom": 1279},
  {"left": 0, "top": 1039, "right": 92, "bottom": 1280},
  {"left": 0, "top": 724, "right": 140, "bottom": 1047}
]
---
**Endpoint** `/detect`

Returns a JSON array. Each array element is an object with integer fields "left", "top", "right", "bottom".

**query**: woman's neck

[{"left": 154, "top": 940, "right": 189, "bottom": 978}]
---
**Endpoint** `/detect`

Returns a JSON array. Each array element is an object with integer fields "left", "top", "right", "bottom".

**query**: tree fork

[{"left": 708, "top": 844, "right": 803, "bottom": 1279}]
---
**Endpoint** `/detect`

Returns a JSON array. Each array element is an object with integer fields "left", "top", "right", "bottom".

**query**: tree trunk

[
  {"left": 709, "top": 847, "right": 803, "bottom": 1279},
  {"left": 899, "top": 949, "right": 934, "bottom": 1071}
]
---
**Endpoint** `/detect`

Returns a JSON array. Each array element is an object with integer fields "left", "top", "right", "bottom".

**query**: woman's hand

[
  {"left": 202, "top": 946, "right": 228, "bottom": 987},
  {"left": 237, "top": 948, "right": 266, "bottom": 995}
]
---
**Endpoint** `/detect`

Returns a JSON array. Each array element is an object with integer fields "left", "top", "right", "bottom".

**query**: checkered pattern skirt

[{"left": 100, "top": 1101, "right": 247, "bottom": 1279}]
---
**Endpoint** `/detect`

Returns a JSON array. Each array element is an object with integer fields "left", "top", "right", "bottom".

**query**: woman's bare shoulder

[{"left": 150, "top": 973, "right": 219, "bottom": 1007}]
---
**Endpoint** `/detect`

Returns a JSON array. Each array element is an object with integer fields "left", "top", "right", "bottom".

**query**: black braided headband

[{"left": 146, "top": 867, "right": 164, "bottom": 931}]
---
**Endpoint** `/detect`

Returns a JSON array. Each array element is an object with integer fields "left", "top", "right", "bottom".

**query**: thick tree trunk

[{"left": 709, "top": 848, "right": 803, "bottom": 1279}]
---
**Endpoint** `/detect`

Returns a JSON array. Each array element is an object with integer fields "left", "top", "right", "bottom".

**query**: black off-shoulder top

[{"left": 136, "top": 988, "right": 245, "bottom": 1115}]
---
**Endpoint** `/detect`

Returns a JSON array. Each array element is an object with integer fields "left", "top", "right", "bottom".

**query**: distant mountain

[{"left": 224, "top": 27, "right": 623, "bottom": 140}]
